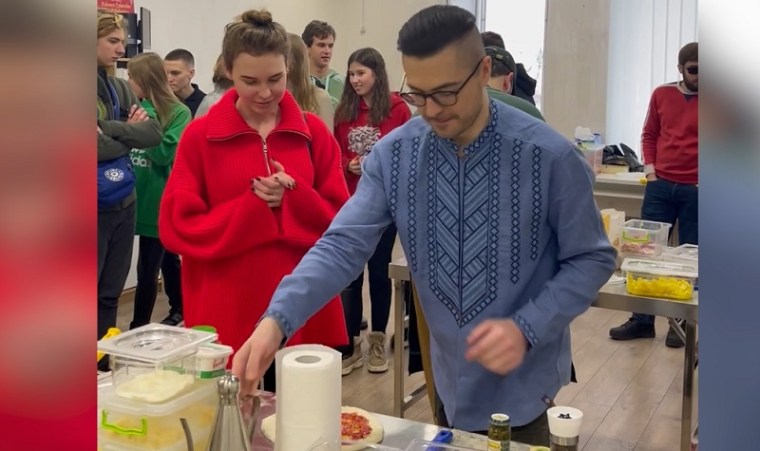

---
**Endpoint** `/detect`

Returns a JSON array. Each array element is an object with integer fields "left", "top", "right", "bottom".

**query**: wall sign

[{"left": 97, "top": 0, "right": 134, "bottom": 14}]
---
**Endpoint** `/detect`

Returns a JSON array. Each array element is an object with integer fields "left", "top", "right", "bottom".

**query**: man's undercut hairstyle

[
  {"left": 165, "top": 48, "right": 195, "bottom": 67},
  {"left": 481, "top": 31, "right": 505, "bottom": 49},
  {"left": 397, "top": 5, "right": 477, "bottom": 58}
]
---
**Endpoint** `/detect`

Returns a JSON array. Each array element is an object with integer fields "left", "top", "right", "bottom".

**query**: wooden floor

[{"left": 116, "top": 250, "right": 695, "bottom": 450}]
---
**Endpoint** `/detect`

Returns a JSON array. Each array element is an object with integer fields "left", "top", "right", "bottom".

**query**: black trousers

[
  {"left": 337, "top": 224, "right": 397, "bottom": 357},
  {"left": 130, "top": 236, "right": 166, "bottom": 329},
  {"left": 97, "top": 202, "right": 136, "bottom": 340},
  {"left": 262, "top": 361, "right": 277, "bottom": 392},
  {"left": 161, "top": 251, "right": 183, "bottom": 315}
]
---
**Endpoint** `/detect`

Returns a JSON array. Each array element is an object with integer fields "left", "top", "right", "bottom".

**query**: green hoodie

[
  {"left": 486, "top": 87, "right": 545, "bottom": 121},
  {"left": 311, "top": 69, "right": 345, "bottom": 108},
  {"left": 130, "top": 100, "right": 191, "bottom": 237}
]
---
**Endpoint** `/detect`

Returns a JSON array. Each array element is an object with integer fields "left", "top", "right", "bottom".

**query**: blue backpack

[
  {"left": 98, "top": 79, "right": 136, "bottom": 209},
  {"left": 98, "top": 156, "right": 135, "bottom": 209}
]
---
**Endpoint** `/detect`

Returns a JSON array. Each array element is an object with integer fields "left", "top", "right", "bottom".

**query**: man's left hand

[{"left": 465, "top": 319, "right": 528, "bottom": 375}]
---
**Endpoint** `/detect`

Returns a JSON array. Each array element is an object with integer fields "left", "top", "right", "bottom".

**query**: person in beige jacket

[{"left": 287, "top": 33, "right": 334, "bottom": 130}]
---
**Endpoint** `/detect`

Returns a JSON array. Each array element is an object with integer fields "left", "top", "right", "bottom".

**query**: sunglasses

[{"left": 686, "top": 66, "right": 698, "bottom": 75}]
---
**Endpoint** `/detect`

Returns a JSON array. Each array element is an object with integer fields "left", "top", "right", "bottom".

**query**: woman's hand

[
  {"left": 271, "top": 160, "right": 295, "bottom": 190},
  {"left": 348, "top": 157, "right": 362, "bottom": 176},
  {"left": 251, "top": 161, "right": 295, "bottom": 208}
]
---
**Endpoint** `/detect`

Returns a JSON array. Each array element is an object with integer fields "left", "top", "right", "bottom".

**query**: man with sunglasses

[
  {"left": 231, "top": 5, "right": 616, "bottom": 446},
  {"left": 610, "top": 42, "right": 699, "bottom": 347}
]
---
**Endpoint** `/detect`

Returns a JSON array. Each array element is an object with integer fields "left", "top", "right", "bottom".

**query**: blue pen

[{"left": 429, "top": 429, "right": 454, "bottom": 450}]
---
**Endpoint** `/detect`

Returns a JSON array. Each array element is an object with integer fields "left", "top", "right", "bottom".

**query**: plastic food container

[
  {"left": 97, "top": 324, "right": 217, "bottom": 397},
  {"left": 581, "top": 146, "right": 604, "bottom": 174},
  {"left": 622, "top": 258, "right": 698, "bottom": 301},
  {"left": 619, "top": 219, "right": 672, "bottom": 257},
  {"left": 98, "top": 381, "right": 217, "bottom": 450},
  {"left": 194, "top": 343, "right": 233, "bottom": 380},
  {"left": 662, "top": 244, "right": 699, "bottom": 264}
]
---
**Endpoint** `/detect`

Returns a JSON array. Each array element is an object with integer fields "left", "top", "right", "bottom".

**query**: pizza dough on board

[{"left": 260, "top": 406, "right": 384, "bottom": 451}]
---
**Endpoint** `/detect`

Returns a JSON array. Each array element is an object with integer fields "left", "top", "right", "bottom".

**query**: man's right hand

[{"left": 231, "top": 317, "right": 284, "bottom": 395}]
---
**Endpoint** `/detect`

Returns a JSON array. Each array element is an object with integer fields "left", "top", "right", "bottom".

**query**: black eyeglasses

[
  {"left": 686, "top": 65, "right": 698, "bottom": 75},
  {"left": 399, "top": 58, "right": 483, "bottom": 107}
]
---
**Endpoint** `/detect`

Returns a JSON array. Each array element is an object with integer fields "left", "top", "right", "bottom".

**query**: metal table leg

[
  {"left": 680, "top": 321, "right": 697, "bottom": 451},
  {"left": 392, "top": 279, "right": 427, "bottom": 419},
  {"left": 393, "top": 278, "right": 405, "bottom": 418}
]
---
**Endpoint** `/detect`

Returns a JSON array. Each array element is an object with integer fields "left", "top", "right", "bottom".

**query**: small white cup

[{"left": 547, "top": 406, "right": 584, "bottom": 439}]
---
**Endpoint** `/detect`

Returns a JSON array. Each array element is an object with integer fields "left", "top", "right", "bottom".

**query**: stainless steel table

[
  {"left": 95, "top": 380, "right": 528, "bottom": 451},
  {"left": 388, "top": 257, "right": 698, "bottom": 451},
  {"left": 249, "top": 391, "right": 530, "bottom": 450}
]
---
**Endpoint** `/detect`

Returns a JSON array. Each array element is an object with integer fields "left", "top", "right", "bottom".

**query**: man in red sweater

[{"left": 610, "top": 42, "right": 698, "bottom": 348}]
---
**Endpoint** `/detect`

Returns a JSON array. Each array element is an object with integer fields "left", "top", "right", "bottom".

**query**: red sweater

[
  {"left": 335, "top": 94, "right": 411, "bottom": 194},
  {"left": 159, "top": 89, "right": 349, "bottom": 353},
  {"left": 641, "top": 82, "right": 698, "bottom": 184}
]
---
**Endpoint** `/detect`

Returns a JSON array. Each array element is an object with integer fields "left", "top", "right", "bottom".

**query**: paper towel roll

[{"left": 275, "top": 345, "right": 341, "bottom": 451}]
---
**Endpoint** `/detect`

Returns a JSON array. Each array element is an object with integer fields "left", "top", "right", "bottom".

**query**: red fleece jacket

[
  {"left": 335, "top": 94, "right": 411, "bottom": 194},
  {"left": 641, "top": 82, "right": 698, "bottom": 184},
  {"left": 159, "top": 89, "right": 349, "bottom": 352}
]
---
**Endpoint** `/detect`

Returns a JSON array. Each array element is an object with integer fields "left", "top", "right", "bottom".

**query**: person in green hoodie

[
  {"left": 484, "top": 46, "right": 544, "bottom": 121},
  {"left": 126, "top": 52, "right": 192, "bottom": 329},
  {"left": 97, "top": 12, "right": 162, "bottom": 359},
  {"left": 302, "top": 20, "right": 346, "bottom": 108}
]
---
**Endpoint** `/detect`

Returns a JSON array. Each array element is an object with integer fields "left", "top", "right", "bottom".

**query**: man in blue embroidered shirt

[{"left": 232, "top": 5, "right": 616, "bottom": 446}]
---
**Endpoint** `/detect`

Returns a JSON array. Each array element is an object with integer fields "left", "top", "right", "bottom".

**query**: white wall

[
  {"left": 485, "top": 0, "right": 547, "bottom": 109},
  {"left": 541, "top": 0, "right": 698, "bottom": 144},
  {"left": 605, "top": 0, "right": 698, "bottom": 153},
  {"left": 133, "top": 0, "right": 443, "bottom": 95},
  {"left": 542, "top": 0, "right": 610, "bottom": 139}
]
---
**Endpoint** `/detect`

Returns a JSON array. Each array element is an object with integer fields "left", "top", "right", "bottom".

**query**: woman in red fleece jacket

[
  {"left": 333, "top": 47, "right": 411, "bottom": 375},
  {"left": 158, "top": 10, "right": 349, "bottom": 390}
]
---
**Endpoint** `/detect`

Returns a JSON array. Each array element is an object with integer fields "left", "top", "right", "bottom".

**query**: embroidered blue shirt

[{"left": 264, "top": 100, "right": 617, "bottom": 430}]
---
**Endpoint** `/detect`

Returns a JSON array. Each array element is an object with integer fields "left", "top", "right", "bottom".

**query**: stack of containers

[
  {"left": 619, "top": 220, "right": 698, "bottom": 301},
  {"left": 97, "top": 324, "right": 232, "bottom": 450}
]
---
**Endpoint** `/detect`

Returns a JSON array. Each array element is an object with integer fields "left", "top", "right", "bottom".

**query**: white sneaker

[
  {"left": 341, "top": 336, "right": 363, "bottom": 376},
  {"left": 367, "top": 332, "right": 389, "bottom": 373}
]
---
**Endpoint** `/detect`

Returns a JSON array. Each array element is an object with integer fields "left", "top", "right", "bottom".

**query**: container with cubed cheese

[
  {"left": 622, "top": 258, "right": 698, "bottom": 301},
  {"left": 98, "top": 380, "right": 216, "bottom": 450}
]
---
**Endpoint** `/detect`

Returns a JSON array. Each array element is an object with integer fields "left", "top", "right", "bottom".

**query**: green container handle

[
  {"left": 192, "top": 325, "right": 217, "bottom": 334},
  {"left": 101, "top": 410, "right": 148, "bottom": 437}
]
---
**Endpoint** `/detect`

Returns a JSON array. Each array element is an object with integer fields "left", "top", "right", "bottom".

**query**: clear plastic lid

[
  {"left": 622, "top": 258, "right": 697, "bottom": 278},
  {"left": 663, "top": 244, "right": 699, "bottom": 262},
  {"left": 196, "top": 343, "right": 234, "bottom": 358},
  {"left": 623, "top": 219, "right": 673, "bottom": 231},
  {"left": 97, "top": 324, "right": 217, "bottom": 364}
]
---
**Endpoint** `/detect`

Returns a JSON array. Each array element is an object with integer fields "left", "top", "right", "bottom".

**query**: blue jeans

[{"left": 633, "top": 178, "right": 698, "bottom": 325}]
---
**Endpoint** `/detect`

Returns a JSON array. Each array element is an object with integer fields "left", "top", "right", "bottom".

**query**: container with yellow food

[{"left": 621, "top": 258, "right": 698, "bottom": 301}]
